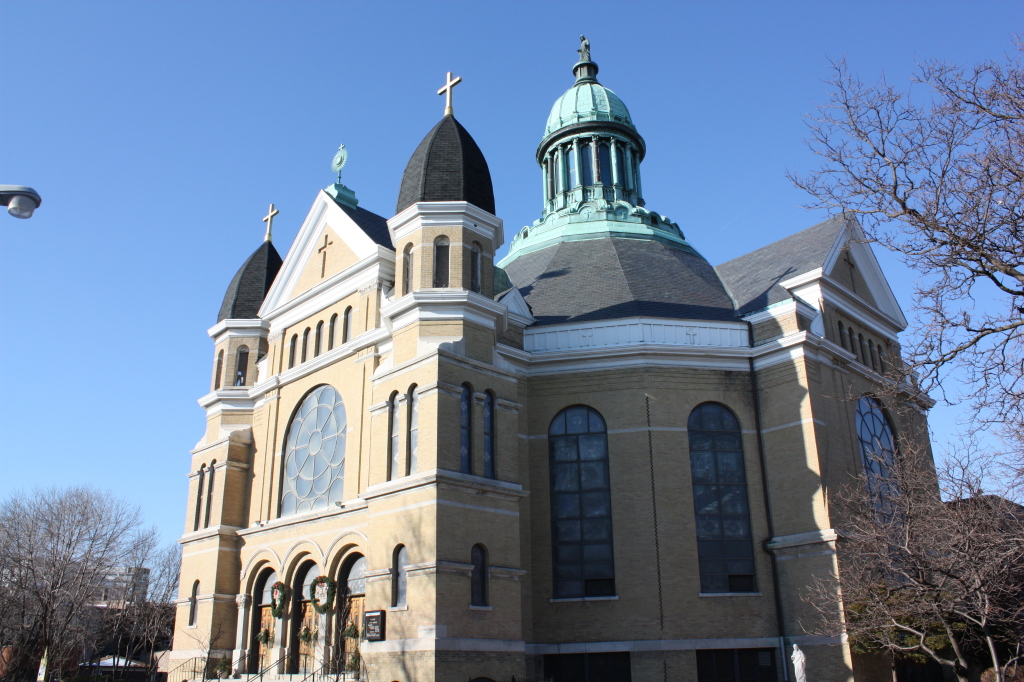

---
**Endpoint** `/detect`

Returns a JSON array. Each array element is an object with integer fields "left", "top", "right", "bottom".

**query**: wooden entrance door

[
  {"left": 257, "top": 606, "right": 273, "bottom": 671},
  {"left": 338, "top": 595, "right": 364, "bottom": 673},
  {"left": 297, "top": 601, "right": 316, "bottom": 673}
]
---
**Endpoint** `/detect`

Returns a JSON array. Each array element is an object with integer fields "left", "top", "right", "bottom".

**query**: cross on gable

[
  {"left": 437, "top": 71, "right": 462, "bottom": 117},
  {"left": 318, "top": 233, "right": 334, "bottom": 278}
]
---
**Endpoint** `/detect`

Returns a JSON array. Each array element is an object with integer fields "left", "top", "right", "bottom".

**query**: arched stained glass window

[
  {"left": 214, "top": 350, "right": 224, "bottom": 390},
  {"left": 838, "top": 321, "right": 847, "bottom": 349},
  {"left": 342, "top": 307, "right": 352, "bottom": 344},
  {"left": 483, "top": 391, "right": 495, "bottom": 479},
  {"left": 470, "top": 243, "right": 482, "bottom": 293},
  {"left": 580, "top": 144, "right": 594, "bottom": 186},
  {"left": 460, "top": 385, "right": 473, "bottom": 474},
  {"left": 402, "top": 244, "right": 413, "bottom": 296},
  {"left": 281, "top": 385, "right": 347, "bottom": 516},
  {"left": 434, "top": 237, "right": 450, "bottom": 288},
  {"left": 388, "top": 392, "right": 401, "bottom": 480},
  {"left": 407, "top": 387, "right": 419, "bottom": 475},
  {"left": 471, "top": 544, "right": 488, "bottom": 606},
  {"left": 392, "top": 545, "right": 408, "bottom": 607},
  {"left": 548, "top": 405, "right": 615, "bottom": 598},
  {"left": 328, "top": 314, "right": 337, "bottom": 351},
  {"left": 288, "top": 335, "right": 297, "bottom": 369},
  {"left": 314, "top": 322, "right": 323, "bottom": 357},
  {"left": 188, "top": 580, "right": 199, "bottom": 626},
  {"left": 688, "top": 403, "right": 756, "bottom": 593},
  {"left": 301, "top": 328, "right": 310, "bottom": 363},
  {"left": 235, "top": 347, "right": 249, "bottom": 386},
  {"left": 856, "top": 396, "right": 897, "bottom": 495},
  {"left": 193, "top": 465, "right": 205, "bottom": 532},
  {"left": 203, "top": 460, "right": 216, "bottom": 528},
  {"left": 849, "top": 328, "right": 858, "bottom": 359}
]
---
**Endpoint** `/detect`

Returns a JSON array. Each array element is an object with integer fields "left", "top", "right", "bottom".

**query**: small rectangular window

[{"left": 696, "top": 649, "right": 776, "bottom": 682}]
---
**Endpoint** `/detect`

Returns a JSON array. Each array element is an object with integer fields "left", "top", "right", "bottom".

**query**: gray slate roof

[
  {"left": 218, "top": 241, "right": 283, "bottom": 322},
  {"left": 503, "top": 237, "right": 736, "bottom": 326},
  {"left": 396, "top": 115, "right": 495, "bottom": 215},
  {"left": 335, "top": 201, "right": 393, "bottom": 249},
  {"left": 714, "top": 214, "right": 847, "bottom": 316}
]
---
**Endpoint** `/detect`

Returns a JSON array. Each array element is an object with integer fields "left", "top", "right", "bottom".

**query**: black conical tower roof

[
  {"left": 217, "top": 241, "right": 283, "bottom": 322},
  {"left": 396, "top": 115, "right": 495, "bottom": 215}
]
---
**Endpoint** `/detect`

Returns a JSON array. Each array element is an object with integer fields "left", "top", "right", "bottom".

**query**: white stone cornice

[
  {"left": 387, "top": 201, "right": 504, "bottom": 250},
  {"left": 178, "top": 525, "right": 244, "bottom": 544},
  {"left": 251, "top": 327, "right": 389, "bottom": 396},
  {"left": 524, "top": 317, "right": 749, "bottom": 354},
  {"left": 766, "top": 528, "right": 838, "bottom": 550},
  {"left": 208, "top": 318, "right": 271, "bottom": 341},
  {"left": 817, "top": 277, "right": 904, "bottom": 337},
  {"left": 198, "top": 388, "right": 257, "bottom": 416},
  {"left": 362, "top": 468, "right": 526, "bottom": 501},
  {"left": 381, "top": 289, "right": 510, "bottom": 334}
]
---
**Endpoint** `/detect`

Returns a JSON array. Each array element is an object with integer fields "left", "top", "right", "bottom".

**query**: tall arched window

[
  {"left": 838, "top": 321, "right": 847, "bottom": 349},
  {"left": 342, "top": 307, "right": 352, "bottom": 344},
  {"left": 214, "top": 350, "right": 224, "bottom": 390},
  {"left": 203, "top": 460, "right": 216, "bottom": 528},
  {"left": 877, "top": 343, "right": 888, "bottom": 373},
  {"left": 471, "top": 544, "right": 488, "bottom": 606},
  {"left": 848, "top": 328, "right": 858, "bottom": 359},
  {"left": 580, "top": 144, "right": 594, "bottom": 186},
  {"left": 388, "top": 392, "right": 401, "bottom": 481},
  {"left": 868, "top": 339, "right": 878, "bottom": 371},
  {"left": 235, "top": 347, "right": 249, "bottom": 386},
  {"left": 688, "top": 403, "right": 756, "bottom": 593},
  {"left": 407, "top": 386, "right": 419, "bottom": 475},
  {"left": 856, "top": 396, "right": 897, "bottom": 496},
  {"left": 598, "top": 143, "right": 611, "bottom": 184},
  {"left": 434, "top": 237, "right": 450, "bottom": 288},
  {"left": 188, "top": 580, "right": 200, "bottom": 626},
  {"left": 301, "top": 328, "right": 310, "bottom": 363},
  {"left": 470, "top": 243, "right": 482, "bottom": 293},
  {"left": 328, "top": 314, "right": 337, "bottom": 351},
  {"left": 615, "top": 147, "right": 626, "bottom": 187},
  {"left": 193, "top": 465, "right": 206, "bottom": 532},
  {"left": 402, "top": 244, "right": 413, "bottom": 295},
  {"left": 548, "top": 405, "right": 615, "bottom": 598},
  {"left": 392, "top": 545, "right": 408, "bottom": 607},
  {"left": 289, "top": 335, "right": 297, "bottom": 369},
  {"left": 483, "top": 391, "right": 496, "bottom": 479},
  {"left": 631, "top": 149, "right": 640, "bottom": 191},
  {"left": 859, "top": 334, "right": 868, "bottom": 365},
  {"left": 314, "top": 322, "right": 323, "bottom": 357},
  {"left": 281, "top": 386, "right": 347, "bottom": 516},
  {"left": 567, "top": 147, "right": 577, "bottom": 187},
  {"left": 460, "top": 384, "right": 473, "bottom": 474}
]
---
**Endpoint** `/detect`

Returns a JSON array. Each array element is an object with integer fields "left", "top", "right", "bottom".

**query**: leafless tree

[
  {"left": 804, "top": 438, "right": 1024, "bottom": 682},
  {"left": 790, "top": 42, "right": 1024, "bottom": 474},
  {"left": 0, "top": 487, "right": 154, "bottom": 682}
]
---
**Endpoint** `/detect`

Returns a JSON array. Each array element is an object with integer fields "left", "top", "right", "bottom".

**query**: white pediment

[
  {"left": 259, "top": 190, "right": 391, "bottom": 318},
  {"left": 497, "top": 286, "right": 535, "bottom": 326},
  {"left": 821, "top": 218, "right": 907, "bottom": 328}
]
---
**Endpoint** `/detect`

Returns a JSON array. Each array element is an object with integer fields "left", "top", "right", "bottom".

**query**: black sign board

[{"left": 363, "top": 610, "right": 385, "bottom": 641}]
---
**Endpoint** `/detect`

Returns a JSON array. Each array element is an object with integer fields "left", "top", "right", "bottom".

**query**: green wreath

[
  {"left": 270, "top": 581, "right": 289, "bottom": 618},
  {"left": 309, "top": 576, "right": 336, "bottom": 614}
]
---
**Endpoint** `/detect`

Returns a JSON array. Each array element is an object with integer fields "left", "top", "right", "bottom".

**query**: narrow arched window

[
  {"left": 328, "top": 314, "right": 338, "bottom": 351},
  {"left": 688, "top": 403, "right": 756, "bottom": 593},
  {"left": 848, "top": 328, "right": 857, "bottom": 359},
  {"left": 235, "top": 346, "right": 249, "bottom": 386},
  {"left": 214, "top": 350, "right": 224, "bottom": 390},
  {"left": 471, "top": 544, "right": 488, "bottom": 607},
  {"left": 580, "top": 144, "right": 594, "bottom": 186},
  {"left": 460, "top": 384, "right": 473, "bottom": 474},
  {"left": 392, "top": 545, "right": 408, "bottom": 607},
  {"left": 869, "top": 339, "right": 878, "bottom": 370},
  {"left": 483, "top": 391, "right": 495, "bottom": 479},
  {"left": 407, "top": 386, "right": 418, "bottom": 475},
  {"left": 388, "top": 392, "right": 401, "bottom": 481},
  {"left": 402, "top": 244, "right": 413, "bottom": 296},
  {"left": 342, "top": 306, "right": 352, "bottom": 344},
  {"left": 859, "top": 334, "right": 869, "bottom": 366},
  {"left": 434, "top": 237, "right": 450, "bottom": 288},
  {"left": 193, "top": 465, "right": 206, "bottom": 532},
  {"left": 598, "top": 143, "right": 611, "bottom": 184},
  {"left": 289, "top": 335, "right": 297, "bottom": 368},
  {"left": 877, "top": 343, "right": 887, "bottom": 373},
  {"left": 203, "top": 460, "right": 216, "bottom": 528},
  {"left": 301, "top": 328, "right": 310, "bottom": 363},
  {"left": 615, "top": 147, "right": 626, "bottom": 187},
  {"left": 546, "top": 157, "right": 555, "bottom": 201},
  {"left": 548, "top": 405, "right": 614, "bottom": 598},
  {"left": 567, "top": 147, "right": 577, "bottom": 187},
  {"left": 838, "top": 321, "right": 847, "bottom": 349},
  {"left": 856, "top": 396, "right": 897, "bottom": 500},
  {"left": 470, "top": 243, "right": 482, "bottom": 293},
  {"left": 631, "top": 149, "right": 640, "bottom": 190},
  {"left": 314, "top": 322, "right": 323, "bottom": 357},
  {"left": 188, "top": 580, "right": 199, "bottom": 626}
]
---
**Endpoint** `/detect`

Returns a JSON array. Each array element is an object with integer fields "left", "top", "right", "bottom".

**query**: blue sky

[{"left": 1, "top": 1, "right": 1018, "bottom": 543}]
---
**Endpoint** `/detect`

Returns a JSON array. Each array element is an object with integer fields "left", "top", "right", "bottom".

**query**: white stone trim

[
  {"left": 766, "top": 528, "right": 838, "bottom": 550},
  {"left": 387, "top": 201, "right": 504, "bottom": 250},
  {"left": 524, "top": 317, "right": 748, "bottom": 354},
  {"left": 208, "top": 318, "right": 271, "bottom": 341},
  {"left": 381, "top": 288, "right": 510, "bottom": 334}
]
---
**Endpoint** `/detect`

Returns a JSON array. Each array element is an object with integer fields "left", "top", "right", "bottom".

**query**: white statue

[{"left": 791, "top": 643, "right": 807, "bottom": 682}]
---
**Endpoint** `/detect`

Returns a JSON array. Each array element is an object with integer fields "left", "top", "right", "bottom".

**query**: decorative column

[
  {"left": 591, "top": 135, "right": 601, "bottom": 185},
  {"left": 572, "top": 138, "right": 582, "bottom": 189},
  {"left": 541, "top": 154, "right": 549, "bottom": 211},
  {"left": 233, "top": 594, "right": 251, "bottom": 675}
]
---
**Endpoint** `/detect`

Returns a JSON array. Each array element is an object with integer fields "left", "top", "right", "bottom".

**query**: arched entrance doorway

[
  {"left": 249, "top": 569, "right": 277, "bottom": 673},
  {"left": 289, "top": 562, "right": 318, "bottom": 674},
  {"left": 334, "top": 554, "right": 366, "bottom": 674}
]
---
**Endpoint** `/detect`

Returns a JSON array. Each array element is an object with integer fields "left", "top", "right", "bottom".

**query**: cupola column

[
  {"left": 571, "top": 138, "right": 582, "bottom": 189},
  {"left": 610, "top": 138, "right": 620, "bottom": 188},
  {"left": 590, "top": 135, "right": 601, "bottom": 187}
]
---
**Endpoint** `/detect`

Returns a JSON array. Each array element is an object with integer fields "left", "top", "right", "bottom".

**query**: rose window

[{"left": 281, "top": 385, "right": 346, "bottom": 516}]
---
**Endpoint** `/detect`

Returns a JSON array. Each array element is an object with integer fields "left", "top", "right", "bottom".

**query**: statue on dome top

[{"left": 578, "top": 35, "right": 591, "bottom": 62}]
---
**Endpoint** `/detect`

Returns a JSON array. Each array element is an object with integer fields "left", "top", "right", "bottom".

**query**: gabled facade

[{"left": 172, "top": 42, "right": 931, "bottom": 682}]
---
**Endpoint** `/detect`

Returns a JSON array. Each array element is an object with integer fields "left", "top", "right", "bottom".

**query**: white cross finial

[
  {"left": 262, "top": 203, "right": 279, "bottom": 243},
  {"left": 437, "top": 71, "right": 462, "bottom": 116}
]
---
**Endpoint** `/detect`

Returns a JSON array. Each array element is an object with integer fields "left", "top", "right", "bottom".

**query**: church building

[{"left": 170, "top": 39, "right": 927, "bottom": 682}]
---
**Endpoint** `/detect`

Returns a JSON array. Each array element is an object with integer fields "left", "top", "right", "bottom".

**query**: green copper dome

[{"left": 545, "top": 79, "right": 634, "bottom": 137}]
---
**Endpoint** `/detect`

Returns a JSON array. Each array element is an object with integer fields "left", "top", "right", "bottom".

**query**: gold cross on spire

[
  {"left": 262, "top": 203, "right": 279, "bottom": 243},
  {"left": 437, "top": 71, "right": 462, "bottom": 116}
]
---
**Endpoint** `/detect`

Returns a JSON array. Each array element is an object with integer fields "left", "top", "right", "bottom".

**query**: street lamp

[{"left": 0, "top": 186, "right": 42, "bottom": 219}]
